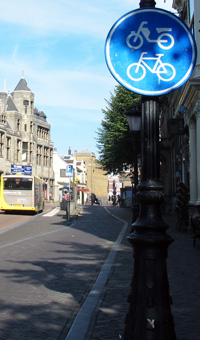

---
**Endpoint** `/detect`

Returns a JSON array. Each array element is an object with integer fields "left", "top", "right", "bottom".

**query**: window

[
  {"left": 22, "top": 142, "right": 28, "bottom": 162},
  {"left": 50, "top": 148, "right": 53, "bottom": 167},
  {"left": 60, "top": 169, "right": 66, "bottom": 177},
  {"left": 30, "top": 121, "right": 33, "bottom": 133},
  {"left": 37, "top": 126, "right": 40, "bottom": 137},
  {"left": 4, "top": 177, "right": 33, "bottom": 190},
  {"left": 24, "top": 124, "right": 27, "bottom": 132},
  {"left": 0, "top": 132, "right": 4, "bottom": 157},
  {"left": 37, "top": 126, "right": 49, "bottom": 139},
  {"left": 17, "top": 119, "right": 20, "bottom": 131},
  {"left": 37, "top": 145, "right": 42, "bottom": 165},
  {"left": 6, "top": 137, "right": 11, "bottom": 160},
  {"left": 17, "top": 139, "right": 21, "bottom": 162},
  {"left": 44, "top": 147, "right": 49, "bottom": 166},
  {"left": 1, "top": 115, "right": 6, "bottom": 123},
  {"left": 23, "top": 100, "right": 29, "bottom": 114},
  {"left": 31, "top": 101, "right": 33, "bottom": 114},
  {"left": 30, "top": 142, "right": 33, "bottom": 162}
]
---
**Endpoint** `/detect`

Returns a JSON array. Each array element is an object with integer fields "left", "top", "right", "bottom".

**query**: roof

[
  {"left": 34, "top": 107, "right": 47, "bottom": 122},
  {"left": 7, "top": 96, "right": 19, "bottom": 112},
  {"left": 39, "top": 111, "right": 47, "bottom": 120},
  {"left": 14, "top": 77, "right": 31, "bottom": 92}
]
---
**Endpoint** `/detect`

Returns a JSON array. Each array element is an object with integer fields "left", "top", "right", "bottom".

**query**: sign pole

[
  {"left": 68, "top": 177, "right": 70, "bottom": 221},
  {"left": 105, "top": 0, "right": 196, "bottom": 338},
  {"left": 139, "top": 0, "right": 155, "bottom": 5},
  {"left": 123, "top": 1, "right": 177, "bottom": 339},
  {"left": 66, "top": 165, "right": 73, "bottom": 220}
]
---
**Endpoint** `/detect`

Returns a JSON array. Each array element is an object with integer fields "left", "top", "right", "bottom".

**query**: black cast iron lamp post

[
  {"left": 123, "top": 98, "right": 177, "bottom": 340},
  {"left": 125, "top": 108, "right": 141, "bottom": 223},
  {"left": 122, "top": 0, "right": 177, "bottom": 339},
  {"left": 105, "top": 0, "right": 196, "bottom": 336}
]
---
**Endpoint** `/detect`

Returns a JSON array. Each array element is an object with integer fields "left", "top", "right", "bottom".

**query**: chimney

[{"left": 68, "top": 147, "right": 71, "bottom": 155}]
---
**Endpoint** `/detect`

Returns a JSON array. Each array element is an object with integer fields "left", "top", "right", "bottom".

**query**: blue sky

[{"left": 0, "top": 0, "right": 175, "bottom": 157}]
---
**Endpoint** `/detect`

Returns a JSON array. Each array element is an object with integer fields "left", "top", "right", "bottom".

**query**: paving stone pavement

[{"left": 85, "top": 208, "right": 200, "bottom": 340}]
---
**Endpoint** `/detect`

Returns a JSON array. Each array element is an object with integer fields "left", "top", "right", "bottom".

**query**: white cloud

[
  {"left": 0, "top": 0, "right": 131, "bottom": 37},
  {"left": 0, "top": 0, "right": 174, "bottom": 37}
]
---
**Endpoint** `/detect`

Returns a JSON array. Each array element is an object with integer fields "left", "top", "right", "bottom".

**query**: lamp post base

[{"left": 123, "top": 181, "right": 176, "bottom": 340}]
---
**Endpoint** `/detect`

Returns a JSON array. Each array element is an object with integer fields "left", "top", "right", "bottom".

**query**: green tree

[{"left": 96, "top": 85, "right": 141, "bottom": 174}]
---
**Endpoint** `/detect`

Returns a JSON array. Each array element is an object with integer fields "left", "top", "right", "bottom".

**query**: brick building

[{"left": 75, "top": 150, "right": 108, "bottom": 205}]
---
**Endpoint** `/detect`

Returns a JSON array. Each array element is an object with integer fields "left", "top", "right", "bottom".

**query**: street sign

[
  {"left": 11, "top": 164, "right": 32, "bottom": 175},
  {"left": 66, "top": 165, "right": 73, "bottom": 176},
  {"left": 105, "top": 8, "right": 197, "bottom": 96},
  {"left": 24, "top": 165, "right": 32, "bottom": 175},
  {"left": 11, "top": 164, "right": 24, "bottom": 174}
]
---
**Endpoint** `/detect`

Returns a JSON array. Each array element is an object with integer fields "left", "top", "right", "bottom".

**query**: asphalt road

[{"left": 0, "top": 204, "right": 127, "bottom": 340}]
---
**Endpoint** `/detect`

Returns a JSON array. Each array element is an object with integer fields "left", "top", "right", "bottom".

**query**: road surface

[{"left": 0, "top": 204, "right": 129, "bottom": 339}]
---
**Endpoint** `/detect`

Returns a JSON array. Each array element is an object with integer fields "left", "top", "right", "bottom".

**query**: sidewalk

[{"left": 85, "top": 208, "right": 200, "bottom": 340}]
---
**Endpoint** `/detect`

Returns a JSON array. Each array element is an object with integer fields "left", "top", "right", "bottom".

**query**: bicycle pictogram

[
  {"left": 127, "top": 52, "right": 176, "bottom": 83},
  {"left": 126, "top": 21, "right": 175, "bottom": 50},
  {"left": 105, "top": 8, "right": 197, "bottom": 95}
]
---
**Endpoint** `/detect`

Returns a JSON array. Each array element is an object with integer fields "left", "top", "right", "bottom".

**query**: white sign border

[{"left": 105, "top": 8, "right": 197, "bottom": 96}]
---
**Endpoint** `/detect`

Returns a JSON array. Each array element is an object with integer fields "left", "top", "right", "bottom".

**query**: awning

[{"left": 77, "top": 188, "right": 90, "bottom": 192}]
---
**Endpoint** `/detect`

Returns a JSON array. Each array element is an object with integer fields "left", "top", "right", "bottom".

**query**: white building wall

[
  {"left": 53, "top": 150, "right": 87, "bottom": 204},
  {"left": 53, "top": 150, "right": 70, "bottom": 202}
]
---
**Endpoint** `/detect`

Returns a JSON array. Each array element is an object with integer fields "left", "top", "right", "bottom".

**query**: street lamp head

[{"left": 125, "top": 107, "right": 141, "bottom": 132}]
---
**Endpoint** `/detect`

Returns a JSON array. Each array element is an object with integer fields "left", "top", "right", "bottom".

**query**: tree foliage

[{"left": 96, "top": 85, "right": 141, "bottom": 174}]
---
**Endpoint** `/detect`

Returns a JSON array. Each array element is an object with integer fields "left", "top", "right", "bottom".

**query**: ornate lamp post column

[
  {"left": 125, "top": 108, "right": 141, "bottom": 223},
  {"left": 123, "top": 97, "right": 176, "bottom": 340},
  {"left": 123, "top": 1, "right": 177, "bottom": 339}
]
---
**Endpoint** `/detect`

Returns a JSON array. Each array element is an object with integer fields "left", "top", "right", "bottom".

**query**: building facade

[
  {"left": 160, "top": 0, "right": 200, "bottom": 223},
  {"left": 0, "top": 77, "right": 54, "bottom": 200},
  {"left": 53, "top": 148, "right": 87, "bottom": 204},
  {"left": 75, "top": 150, "right": 108, "bottom": 205},
  {"left": 53, "top": 148, "right": 108, "bottom": 205}
]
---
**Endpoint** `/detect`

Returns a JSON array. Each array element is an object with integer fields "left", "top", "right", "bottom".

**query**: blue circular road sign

[{"left": 105, "top": 8, "right": 197, "bottom": 96}]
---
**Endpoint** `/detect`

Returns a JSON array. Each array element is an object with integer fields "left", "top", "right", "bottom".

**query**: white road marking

[
  {"left": 0, "top": 226, "right": 69, "bottom": 249},
  {"left": 43, "top": 207, "right": 60, "bottom": 217}
]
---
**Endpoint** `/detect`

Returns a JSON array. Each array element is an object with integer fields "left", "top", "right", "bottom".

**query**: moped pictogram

[{"left": 126, "top": 21, "right": 175, "bottom": 50}]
